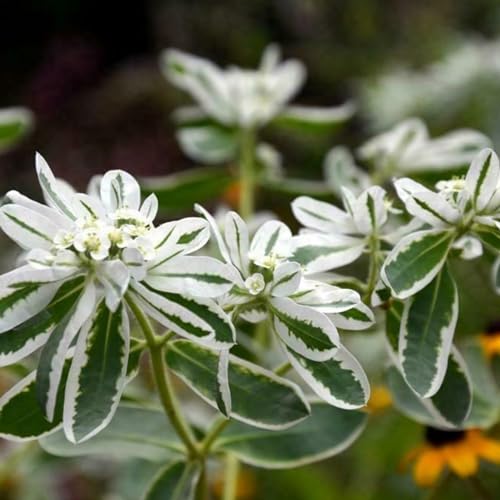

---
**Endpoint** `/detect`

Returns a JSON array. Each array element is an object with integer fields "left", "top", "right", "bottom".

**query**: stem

[
  {"left": 364, "top": 235, "right": 381, "bottom": 304},
  {"left": 239, "top": 128, "right": 256, "bottom": 220},
  {"left": 274, "top": 360, "right": 292, "bottom": 376},
  {"left": 199, "top": 416, "right": 230, "bottom": 456},
  {"left": 194, "top": 461, "right": 209, "bottom": 500},
  {"left": 126, "top": 294, "right": 199, "bottom": 459},
  {"left": 222, "top": 454, "right": 240, "bottom": 500}
]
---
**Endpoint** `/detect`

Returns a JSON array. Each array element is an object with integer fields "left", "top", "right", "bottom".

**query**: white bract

[
  {"left": 0, "top": 154, "right": 237, "bottom": 443},
  {"left": 382, "top": 148, "right": 500, "bottom": 299},
  {"left": 358, "top": 118, "right": 490, "bottom": 176},
  {"left": 162, "top": 45, "right": 305, "bottom": 128},
  {"left": 291, "top": 186, "right": 414, "bottom": 274},
  {"left": 196, "top": 204, "right": 371, "bottom": 409}
]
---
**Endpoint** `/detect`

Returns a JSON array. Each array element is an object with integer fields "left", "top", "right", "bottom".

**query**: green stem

[
  {"left": 199, "top": 416, "right": 230, "bottom": 456},
  {"left": 222, "top": 454, "right": 240, "bottom": 500},
  {"left": 194, "top": 461, "right": 209, "bottom": 500},
  {"left": 125, "top": 294, "right": 199, "bottom": 459},
  {"left": 274, "top": 360, "right": 292, "bottom": 376},
  {"left": 466, "top": 476, "right": 493, "bottom": 500},
  {"left": 239, "top": 128, "right": 256, "bottom": 220}
]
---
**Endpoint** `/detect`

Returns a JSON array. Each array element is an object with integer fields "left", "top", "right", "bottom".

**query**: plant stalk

[
  {"left": 125, "top": 294, "right": 199, "bottom": 459},
  {"left": 239, "top": 127, "right": 256, "bottom": 220},
  {"left": 222, "top": 454, "right": 240, "bottom": 500}
]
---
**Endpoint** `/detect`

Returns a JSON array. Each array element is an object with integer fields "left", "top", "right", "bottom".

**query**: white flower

[
  {"left": 162, "top": 45, "right": 306, "bottom": 128},
  {"left": 0, "top": 153, "right": 237, "bottom": 443}
]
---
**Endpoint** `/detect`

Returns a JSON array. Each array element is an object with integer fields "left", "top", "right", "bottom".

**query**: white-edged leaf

[
  {"left": 36, "top": 283, "right": 96, "bottom": 421},
  {"left": 399, "top": 265, "right": 458, "bottom": 398},
  {"left": 381, "top": 229, "right": 454, "bottom": 299},
  {"left": 63, "top": 300, "right": 129, "bottom": 443},
  {"left": 286, "top": 345, "right": 370, "bottom": 409},
  {"left": 291, "top": 196, "right": 354, "bottom": 234},
  {"left": 270, "top": 262, "right": 302, "bottom": 297},
  {"left": 194, "top": 204, "right": 232, "bottom": 264},
  {"left": 132, "top": 282, "right": 235, "bottom": 348},
  {"left": 0, "top": 266, "right": 75, "bottom": 334},
  {"left": 100, "top": 169, "right": 141, "bottom": 211},
  {"left": 0, "top": 204, "right": 59, "bottom": 250},
  {"left": 405, "top": 191, "right": 461, "bottom": 227},
  {"left": 0, "top": 276, "right": 85, "bottom": 366},
  {"left": 270, "top": 297, "right": 339, "bottom": 361},
  {"left": 143, "top": 460, "right": 201, "bottom": 500},
  {"left": 249, "top": 221, "right": 291, "bottom": 262},
  {"left": 291, "top": 233, "right": 366, "bottom": 274},
  {"left": 96, "top": 260, "right": 130, "bottom": 312},
  {"left": 492, "top": 256, "right": 500, "bottom": 294},
  {"left": 465, "top": 148, "right": 500, "bottom": 212},
  {"left": 214, "top": 401, "right": 366, "bottom": 469},
  {"left": 165, "top": 340, "right": 310, "bottom": 429},
  {"left": 146, "top": 255, "right": 238, "bottom": 298},
  {"left": 329, "top": 302, "right": 375, "bottom": 331},
  {"left": 177, "top": 125, "right": 237, "bottom": 164},
  {"left": 35, "top": 153, "right": 77, "bottom": 221},
  {"left": 224, "top": 211, "right": 249, "bottom": 275}
]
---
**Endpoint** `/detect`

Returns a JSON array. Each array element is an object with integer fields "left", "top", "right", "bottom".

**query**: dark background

[{"left": 2, "top": 0, "right": 500, "bottom": 196}]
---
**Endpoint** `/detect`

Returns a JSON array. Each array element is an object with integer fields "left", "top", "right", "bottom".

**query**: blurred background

[{"left": 2, "top": 1, "right": 500, "bottom": 498}]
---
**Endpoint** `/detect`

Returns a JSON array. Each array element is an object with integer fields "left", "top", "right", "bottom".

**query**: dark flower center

[{"left": 425, "top": 427, "right": 465, "bottom": 446}]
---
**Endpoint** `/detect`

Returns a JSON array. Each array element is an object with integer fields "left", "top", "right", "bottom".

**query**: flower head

[{"left": 404, "top": 427, "right": 500, "bottom": 487}]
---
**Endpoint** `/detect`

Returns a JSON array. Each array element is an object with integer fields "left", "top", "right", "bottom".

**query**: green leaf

[
  {"left": 399, "top": 265, "right": 458, "bottom": 398},
  {"left": 40, "top": 404, "right": 184, "bottom": 461},
  {"left": 473, "top": 224, "right": 500, "bottom": 252},
  {"left": 382, "top": 229, "right": 455, "bottom": 299},
  {"left": 214, "top": 402, "right": 366, "bottom": 469},
  {"left": 0, "top": 364, "right": 69, "bottom": 441},
  {"left": 177, "top": 125, "right": 238, "bottom": 164},
  {"left": 141, "top": 166, "right": 234, "bottom": 214},
  {"left": 64, "top": 300, "right": 129, "bottom": 443},
  {"left": 385, "top": 300, "right": 404, "bottom": 358},
  {"left": 461, "top": 342, "right": 500, "bottom": 427},
  {"left": 286, "top": 346, "right": 369, "bottom": 409},
  {"left": 269, "top": 297, "right": 339, "bottom": 361},
  {"left": 165, "top": 340, "right": 310, "bottom": 429},
  {"left": 143, "top": 460, "right": 200, "bottom": 500},
  {"left": 0, "top": 276, "right": 84, "bottom": 366},
  {"left": 386, "top": 348, "right": 472, "bottom": 428},
  {"left": 0, "top": 108, "right": 33, "bottom": 152}
]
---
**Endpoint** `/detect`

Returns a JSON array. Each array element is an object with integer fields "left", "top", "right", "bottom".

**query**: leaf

[
  {"left": 214, "top": 401, "right": 366, "bottom": 469},
  {"left": 142, "top": 166, "right": 234, "bottom": 214},
  {"left": 0, "top": 369, "right": 66, "bottom": 441},
  {"left": 399, "top": 265, "right": 459, "bottom": 398},
  {"left": 286, "top": 346, "right": 370, "bottom": 409},
  {"left": 270, "top": 297, "right": 339, "bottom": 361},
  {"left": 0, "top": 276, "right": 84, "bottom": 367},
  {"left": 143, "top": 460, "right": 200, "bottom": 500},
  {"left": 165, "top": 340, "right": 310, "bottom": 429},
  {"left": 145, "top": 255, "right": 237, "bottom": 298},
  {"left": 0, "top": 266, "right": 71, "bottom": 334},
  {"left": 272, "top": 102, "right": 355, "bottom": 133},
  {"left": 329, "top": 302, "right": 375, "bottom": 331},
  {"left": 40, "top": 404, "right": 184, "bottom": 461},
  {"left": 177, "top": 125, "right": 238, "bottom": 164},
  {"left": 385, "top": 300, "right": 404, "bottom": 359},
  {"left": 36, "top": 283, "right": 96, "bottom": 421},
  {"left": 291, "top": 233, "right": 366, "bottom": 274},
  {"left": 131, "top": 283, "right": 235, "bottom": 348},
  {"left": 270, "top": 262, "right": 302, "bottom": 297},
  {"left": 0, "top": 107, "right": 33, "bottom": 152},
  {"left": 381, "top": 229, "right": 455, "bottom": 299},
  {"left": 464, "top": 148, "right": 499, "bottom": 212},
  {"left": 430, "top": 348, "right": 472, "bottom": 427},
  {"left": 63, "top": 300, "right": 129, "bottom": 443},
  {"left": 386, "top": 349, "right": 473, "bottom": 429},
  {"left": 473, "top": 224, "right": 500, "bottom": 252}
]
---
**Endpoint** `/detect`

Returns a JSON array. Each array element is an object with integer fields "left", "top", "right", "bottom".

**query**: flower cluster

[{"left": 0, "top": 154, "right": 237, "bottom": 442}]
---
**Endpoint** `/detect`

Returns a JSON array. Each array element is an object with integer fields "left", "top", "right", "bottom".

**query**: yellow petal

[
  {"left": 468, "top": 431, "right": 500, "bottom": 464},
  {"left": 413, "top": 448, "right": 445, "bottom": 487},
  {"left": 443, "top": 443, "right": 478, "bottom": 478}
]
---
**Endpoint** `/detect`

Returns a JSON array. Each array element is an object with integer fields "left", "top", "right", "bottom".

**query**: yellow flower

[
  {"left": 404, "top": 427, "right": 500, "bottom": 487},
  {"left": 366, "top": 385, "right": 392, "bottom": 413}
]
